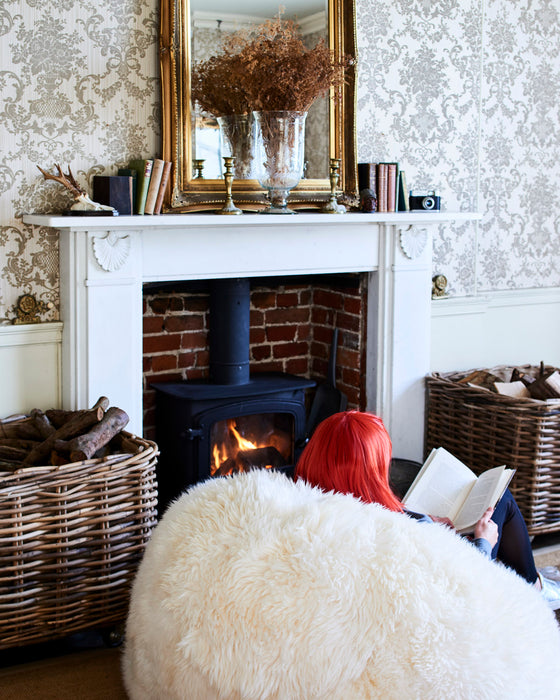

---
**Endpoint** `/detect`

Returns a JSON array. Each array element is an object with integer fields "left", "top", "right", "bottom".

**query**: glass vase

[
  {"left": 217, "top": 114, "right": 256, "bottom": 180},
  {"left": 253, "top": 110, "right": 307, "bottom": 214}
]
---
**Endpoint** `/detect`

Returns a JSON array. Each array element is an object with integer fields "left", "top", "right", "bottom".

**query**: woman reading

[{"left": 295, "top": 410, "right": 560, "bottom": 608}]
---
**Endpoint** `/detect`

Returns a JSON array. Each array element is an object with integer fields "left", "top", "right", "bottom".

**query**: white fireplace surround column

[{"left": 24, "top": 212, "right": 479, "bottom": 462}]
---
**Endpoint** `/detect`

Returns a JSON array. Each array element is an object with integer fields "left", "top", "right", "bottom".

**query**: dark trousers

[{"left": 491, "top": 489, "right": 538, "bottom": 584}]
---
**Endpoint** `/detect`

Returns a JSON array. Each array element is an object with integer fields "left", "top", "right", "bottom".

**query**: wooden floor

[{"left": 0, "top": 642, "right": 126, "bottom": 699}]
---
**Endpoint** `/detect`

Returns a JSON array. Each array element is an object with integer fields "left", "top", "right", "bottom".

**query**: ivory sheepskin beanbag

[{"left": 122, "top": 469, "right": 560, "bottom": 699}]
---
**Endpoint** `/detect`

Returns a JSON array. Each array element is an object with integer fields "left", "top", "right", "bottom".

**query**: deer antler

[{"left": 37, "top": 164, "right": 87, "bottom": 197}]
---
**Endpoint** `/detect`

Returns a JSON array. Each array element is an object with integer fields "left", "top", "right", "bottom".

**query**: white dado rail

[{"left": 24, "top": 211, "right": 479, "bottom": 461}]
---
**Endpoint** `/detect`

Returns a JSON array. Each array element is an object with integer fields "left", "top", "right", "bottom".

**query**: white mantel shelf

[
  {"left": 24, "top": 211, "right": 480, "bottom": 460},
  {"left": 23, "top": 211, "right": 479, "bottom": 228}
]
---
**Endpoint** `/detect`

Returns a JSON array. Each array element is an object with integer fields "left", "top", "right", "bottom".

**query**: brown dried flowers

[{"left": 191, "top": 15, "right": 351, "bottom": 117}]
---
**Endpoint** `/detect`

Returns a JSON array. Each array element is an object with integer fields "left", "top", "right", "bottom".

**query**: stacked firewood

[
  {"left": 459, "top": 362, "right": 560, "bottom": 400},
  {"left": 0, "top": 397, "right": 130, "bottom": 471}
]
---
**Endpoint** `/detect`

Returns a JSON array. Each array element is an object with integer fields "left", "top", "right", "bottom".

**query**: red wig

[{"left": 295, "top": 411, "right": 403, "bottom": 512}]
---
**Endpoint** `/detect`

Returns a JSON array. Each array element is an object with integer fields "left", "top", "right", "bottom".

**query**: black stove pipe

[{"left": 209, "top": 278, "right": 251, "bottom": 385}]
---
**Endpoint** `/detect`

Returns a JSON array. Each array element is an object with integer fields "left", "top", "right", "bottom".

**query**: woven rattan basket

[
  {"left": 426, "top": 365, "right": 560, "bottom": 536},
  {"left": 0, "top": 419, "right": 158, "bottom": 649}
]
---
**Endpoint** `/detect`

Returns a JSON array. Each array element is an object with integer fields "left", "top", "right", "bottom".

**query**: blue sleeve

[{"left": 472, "top": 537, "right": 493, "bottom": 558}]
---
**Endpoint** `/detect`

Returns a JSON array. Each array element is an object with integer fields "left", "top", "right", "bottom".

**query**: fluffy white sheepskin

[{"left": 123, "top": 469, "right": 560, "bottom": 699}]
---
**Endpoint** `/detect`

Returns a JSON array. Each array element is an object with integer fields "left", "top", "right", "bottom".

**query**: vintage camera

[{"left": 409, "top": 190, "right": 441, "bottom": 211}]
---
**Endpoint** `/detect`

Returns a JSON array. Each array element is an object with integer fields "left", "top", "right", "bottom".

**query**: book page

[
  {"left": 454, "top": 467, "right": 514, "bottom": 533},
  {"left": 403, "top": 448, "right": 476, "bottom": 521}
]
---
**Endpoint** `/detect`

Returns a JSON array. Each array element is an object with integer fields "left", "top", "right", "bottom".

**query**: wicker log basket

[
  {"left": 426, "top": 365, "right": 560, "bottom": 536},
  {"left": 0, "top": 415, "right": 158, "bottom": 650}
]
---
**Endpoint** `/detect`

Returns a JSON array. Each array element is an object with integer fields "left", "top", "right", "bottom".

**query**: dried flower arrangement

[
  {"left": 191, "top": 14, "right": 351, "bottom": 117},
  {"left": 191, "top": 52, "right": 252, "bottom": 117}
]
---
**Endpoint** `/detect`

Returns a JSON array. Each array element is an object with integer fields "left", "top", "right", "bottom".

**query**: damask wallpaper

[
  {"left": 0, "top": 0, "right": 559, "bottom": 321},
  {"left": 356, "top": 0, "right": 560, "bottom": 295}
]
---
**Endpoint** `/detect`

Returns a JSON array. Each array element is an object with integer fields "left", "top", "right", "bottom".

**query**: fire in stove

[{"left": 210, "top": 413, "right": 293, "bottom": 476}]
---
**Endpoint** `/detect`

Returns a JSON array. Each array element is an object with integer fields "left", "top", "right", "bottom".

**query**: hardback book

[
  {"left": 403, "top": 447, "right": 515, "bottom": 534},
  {"left": 398, "top": 170, "right": 410, "bottom": 211},
  {"left": 153, "top": 161, "right": 172, "bottom": 215},
  {"left": 118, "top": 168, "right": 138, "bottom": 209},
  {"left": 128, "top": 159, "right": 153, "bottom": 214},
  {"left": 357, "top": 162, "right": 377, "bottom": 193},
  {"left": 380, "top": 162, "right": 398, "bottom": 212},
  {"left": 376, "top": 163, "right": 388, "bottom": 212},
  {"left": 92, "top": 175, "right": 134, "bottom": 215},
  {"left": 144, "top": 158, "right": 165, "bottom": 215}
]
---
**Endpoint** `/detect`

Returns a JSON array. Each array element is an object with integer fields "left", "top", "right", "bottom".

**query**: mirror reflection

[{"left": 190, "top": 0, "right": 329, "bottom": 181}]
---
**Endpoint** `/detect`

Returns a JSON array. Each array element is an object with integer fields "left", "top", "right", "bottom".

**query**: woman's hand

[
  {"left": 474, "top": 507, "right": 498, "bottom": 548},
  {"left": 429, "top": 515, "right": 455, "bottom": 529}
]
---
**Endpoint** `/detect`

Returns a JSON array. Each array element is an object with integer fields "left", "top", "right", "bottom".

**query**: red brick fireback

[{"left": 142, "top": 276, "right": 368, "bottom": 439}]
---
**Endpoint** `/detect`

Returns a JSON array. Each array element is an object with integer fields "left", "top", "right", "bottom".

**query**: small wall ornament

[
  {"left": 432, "top": 274, "right": 449, "bottom": 298},
  {"left": 12, "top": 294, "right": 53, "bottom": 324}
]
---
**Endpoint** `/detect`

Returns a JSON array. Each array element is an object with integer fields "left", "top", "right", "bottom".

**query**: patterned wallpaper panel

[
  {"left": 356, "top": 0, "right": 560, "bottom": 295},
  {"left": 0, "top": 0, "right": 160, "bottom": 321},
  {"left": 0, "top": 0, "right": 559, "bottom": 321}
]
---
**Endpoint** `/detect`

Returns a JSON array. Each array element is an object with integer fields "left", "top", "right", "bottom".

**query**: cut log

[
  {"left": 50, "top": 450, "right": 72, "bottom": 467},
  {"left": 0, "top": 417, "right": 42, "bottom": 440},
  {"left": 214, "top": 458, "right": 237, "bottom": 476},
  {"left": 54, "top": 407, "right": 130, "bottom": 462},
  {"left": 0, "top": 439, "right": 41, "bottom": 450},
  {"left": 30, "top": 409, "right": 56, "bottom": 438},
  {"left": 526, "top": 373, "right": 560, "bottom": 400},
  {"left": 236, "top": 446, "right": 287, "bottom": 471},
  {"left": 23, "top": 406, "right": 107, "bottom": 466},
  {"left": 458, "top": 370, "right": 500, "bottom": 391},
  {"left": 0, "top": 459, "right": 23, "bottom": 472},
  {"left": 0, "top": 445, "right": 27, "bottom": 462},
  {"left": 45, "top": 396, "right": 110, "bottom": 428}
]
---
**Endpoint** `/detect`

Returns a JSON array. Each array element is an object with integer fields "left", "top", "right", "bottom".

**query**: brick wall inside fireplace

[{"left": 142, "top": 273, "right": 368, "bottom": 440}]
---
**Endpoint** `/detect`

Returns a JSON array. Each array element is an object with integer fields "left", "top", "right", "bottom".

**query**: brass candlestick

[
  {"left": 217, "top": 157, "right": 242, "bottom": 215},
  {"left": 321, "top": 158, "right": 346, "bottom": 213},
  {"left": 193, "top": 159, "right": 205, "bottom": 179}
]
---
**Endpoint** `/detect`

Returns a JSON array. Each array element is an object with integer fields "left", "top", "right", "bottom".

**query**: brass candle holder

[
  {"left": 321, "top": 158, "right": 346, "bottom": 213},
  {"left": 193, "top": 159, "right": 205, "bottom": 179},
  {"left": 217, "top": 157, "right": 242, "bottom": 215}
]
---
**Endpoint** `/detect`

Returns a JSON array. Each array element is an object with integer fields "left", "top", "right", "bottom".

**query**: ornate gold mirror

[{"left": 160, "top": 0, "right": 356, "bottom": 212}]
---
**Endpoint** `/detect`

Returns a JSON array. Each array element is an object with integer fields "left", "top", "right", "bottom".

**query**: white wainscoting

[
  {"left": 0, "top": 322, "right": 62, "bottom": 418},
  {"left": 430, "top": 288, "right": 560, "bottom": 372}
]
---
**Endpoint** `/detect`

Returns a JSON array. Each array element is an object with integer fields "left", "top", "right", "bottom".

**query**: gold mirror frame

[{"left": 159, "top": 0, "right": 357, "bottom": 212}]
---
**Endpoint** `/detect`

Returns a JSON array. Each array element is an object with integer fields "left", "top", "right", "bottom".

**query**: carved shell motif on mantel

[
  {"left": 398, "top": 225, "right": 429, "bottom": 260},
  {"left": 92, "top": 231, "right": 131, "bottom": 272}
]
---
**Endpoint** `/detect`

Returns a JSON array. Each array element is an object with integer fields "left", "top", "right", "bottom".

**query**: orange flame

[{"left": 210, "top": 418, "right": 271, "bottom": 476}]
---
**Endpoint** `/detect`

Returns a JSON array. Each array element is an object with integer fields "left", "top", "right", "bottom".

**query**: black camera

[{"left": 409, "top": 191, "right": 441, "bottom": 211}]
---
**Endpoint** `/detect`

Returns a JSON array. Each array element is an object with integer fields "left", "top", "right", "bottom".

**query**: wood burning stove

[
  {"left": 152, "top": 278, "right": 315, "bottom": 515},
  {"left": 153, "top": 374, "right": 314, "bottom": 514}
]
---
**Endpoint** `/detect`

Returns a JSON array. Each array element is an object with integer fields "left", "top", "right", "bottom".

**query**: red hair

[{"left": 295, "top": 411, "right": 403, "bottom": 512}]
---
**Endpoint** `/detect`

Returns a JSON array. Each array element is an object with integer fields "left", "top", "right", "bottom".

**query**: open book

[{"left": 403, "top": 447, "right": 515, "bottom": 534}]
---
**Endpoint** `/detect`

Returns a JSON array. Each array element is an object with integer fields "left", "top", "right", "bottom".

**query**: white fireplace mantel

[{"left": 24, "top": 211, "right": 480, "bottom": 461}]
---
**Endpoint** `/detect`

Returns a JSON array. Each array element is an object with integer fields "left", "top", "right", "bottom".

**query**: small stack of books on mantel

[
  {"left": 92, "top": 158, "right": 172, "bottom": 216},
  {"left": 358, "top": 162, "right": 409, "bottom": 212}
]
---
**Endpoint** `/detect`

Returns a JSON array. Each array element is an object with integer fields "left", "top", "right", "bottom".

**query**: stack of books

[
  {"left": 92, "top": 159, "right": 172, "bottom": 215},
  {"left": 119, "top": 159, "right": 173, "bottom": 215},
  {"left": 358, "top": 162, "right": 410, "bottom": 212}
]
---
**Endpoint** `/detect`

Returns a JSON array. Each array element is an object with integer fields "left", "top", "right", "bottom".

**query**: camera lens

[{"left": 422, "top": 196, "right": 435, "bottom": 210}]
